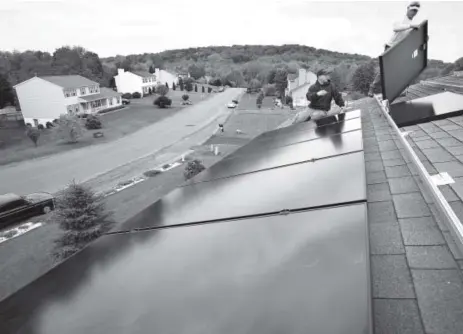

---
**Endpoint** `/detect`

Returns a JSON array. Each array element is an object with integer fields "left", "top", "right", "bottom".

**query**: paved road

[{"left": 1, "top": 89, "right": 243, "bottom": 195}]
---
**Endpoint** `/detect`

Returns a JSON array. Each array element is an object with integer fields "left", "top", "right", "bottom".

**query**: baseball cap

[
  {"left": 408, "top": 1, "right": 420, "bottom": 11},
  {"left": 317, "top": 69, "right": 332, "bottom": 77}
]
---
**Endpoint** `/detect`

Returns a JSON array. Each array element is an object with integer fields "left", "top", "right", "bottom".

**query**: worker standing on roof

[
  {"left": 368, "top": 1, "right": 422, "bottom": 97},
  {"left": 291, "top": 69, "right": 345, "bottom": 126}
]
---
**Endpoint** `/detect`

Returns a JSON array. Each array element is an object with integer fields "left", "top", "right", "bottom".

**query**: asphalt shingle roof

[
  {"left": 358, "top": 95, "right": 463, "bottom": 334},
  {"left": 131, "top": 71, "right": 155, "bottom": 78},
  {"left": 40, "top": 75, "right": 98, "bottom": 89},
  {"left": 78, "top": 88, "right": 122, "bottom": 102}
]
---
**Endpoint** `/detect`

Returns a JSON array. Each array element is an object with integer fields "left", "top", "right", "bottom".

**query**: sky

[{"left": 0, "top": 0, "right": 462, "bottom": 62}]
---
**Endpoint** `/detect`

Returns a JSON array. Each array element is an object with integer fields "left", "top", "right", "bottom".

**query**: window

[
  {"left": 116, "top": 97, "right": 120, "bottom": 104},
  {"left": 33, "top": 119, "right": 39, "bottom": 127},
  {"left": 89, "top": 86, "right": 95, "bottom": 93},
  {"left": 75, "top": 105, "right": 79, "bottom": 113},
  {"left": 80, "top": 87, "right": 86, "bottom": 95},
  {"left": 95, "top": 86, "right": 99, "bottom": 93},
  {"left": 71, "top": 89, "right": 77, "bottom": 96},
  {"left": 67, "top": 105, "right": 74, "bottom": 113},
  {"left": 0, "top": 199, "right": 27, "bottom": 213},
  {"left": 109, "top": 98, "right": 113, "bottom": 106},
  {"left": 64, "top": 89, "right": 70, "bottom": 98}
]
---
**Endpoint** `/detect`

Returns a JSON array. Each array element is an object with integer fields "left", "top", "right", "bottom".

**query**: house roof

[
  {"left": 289, "top": 81, "right": 312, "bottom": 94},
  {"left": 39, "top": 75, "right": 98, "bottom": 89},
  {"left": 130, "top": 71, "right": 155, "bottom": 78},
  {"left": 78, "top": 88, "right": 122, "bottom": 102}
]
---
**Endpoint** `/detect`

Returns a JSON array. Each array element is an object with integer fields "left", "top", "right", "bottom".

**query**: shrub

[
  {"left": 26, "top": 127, "right": 40, "bottom": 147},
  {"left": 154, "top": 96, "right": 172, "bottom": 108},
  {"left": 165, "top": 82, "right": 169, "bottom": 88},
  {"left": 46, "top": 121, "right": 54, "bottom": 129},
  {"left": 132, "top": 92, "right": 141, "bottom": 99},
  {"left": 55, "top": 114, "right": 84, "bottom": 143},
  {"left": 122, "top": 93, "right": 132, "bottom": 99},
  {"left": 26, "top": 122, "right": 32, "bottom": 127},
  {"left": 182, "top": 94, "right": 189, "bottom": 101},
  {"left": 143, "top": 169, "right": 161, "bottom": 177},
  {"left": 195, "top": 84, "right": 198, "bottom": 92},
  {"left": 156, "top": 84, "right": 169, "bottom": 96},
  {"left": 85, "top": 115, "right": 102, "bottom": 130},
  {"left": 173, "top": 82, "right": 176, "bottom": 90},
  {"left": 185, "top": 81, "right": 193, "bottom": 92},
  {"left": 208, "top": 87, "right": 212, "bottom": 93},
  {"left": 184, "top": 159, "right": 206, "bottom": 180},
  {"left": 202, "top": 86, "right": 205, "bottom": 93},
  {"left": 52, "top": 119, "right": 59, "bottom": 124},
  {"left": 37, "top": 124, "right": 45, "bottom": 130},
  {"left": 51, "top": 181, "right": 113, "bottom": 260},
  {"left": 148, "top": 87, "right": 152, "bottom": 95}
]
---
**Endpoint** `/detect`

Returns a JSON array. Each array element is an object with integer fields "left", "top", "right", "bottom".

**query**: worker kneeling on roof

[{"left": 291, "top": 69, "right": 346, "bottom": 126}]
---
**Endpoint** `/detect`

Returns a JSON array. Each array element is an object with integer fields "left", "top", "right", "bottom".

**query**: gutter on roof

[{"left": 375, "top": 95, "right": 463, "bottom": 255}]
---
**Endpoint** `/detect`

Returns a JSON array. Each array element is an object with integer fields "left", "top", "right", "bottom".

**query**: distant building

[
  {"left": 285, "top": 69, "right": 317, "bottom": 107},
  {"left": 114, "top": 68, "right": 179, "bottom": 96},
  {"left": 14, "top": 75, "right": 122, "bottom": 127}
]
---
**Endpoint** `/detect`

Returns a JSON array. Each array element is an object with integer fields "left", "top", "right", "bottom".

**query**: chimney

[
  {"left": 298, "top": 68, "right": 307, "bottom": 86},
  {"left": 117, "top": 68, "right": 125, "bottom": 75}
]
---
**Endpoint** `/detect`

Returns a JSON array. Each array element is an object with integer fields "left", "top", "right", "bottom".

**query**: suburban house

[
  {"left": 114, "top": 68, "right": 179, "bottom": 97},
  {"left": 285, "top": 69, "right": 317, "bottom": 107},
  {"left": 14, "top": 75, "right": 122, "bottom": 127}
]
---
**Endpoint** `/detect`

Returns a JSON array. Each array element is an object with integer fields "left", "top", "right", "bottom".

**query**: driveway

[{"left": 0, "top": 88, "right": 243, "bottom": 195}]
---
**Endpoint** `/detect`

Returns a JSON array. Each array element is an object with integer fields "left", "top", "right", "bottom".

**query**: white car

[{"left": 227, "top": 102, "right": 237, "bottom": 109}]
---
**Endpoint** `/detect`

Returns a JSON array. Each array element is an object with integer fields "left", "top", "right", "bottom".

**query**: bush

[
  {"left": 37, "top": 124, "right": 45, "bottom": 130},
  {"left": 195, "top": 84, "right": 198, "bottom": 92},
  {"left": 156, "top": 84, "right": 169, "bottom": 96},
  {"left": 202, "top": 86, "right": 205, "bottom": 93},
  {"left": 132, "top": 92, "right": 141, "bottom": 99},
  {"left": 185, "top": 81, "right": 193, "bottom": 92},
  {"left": 122, "top": 93, "right": 132, "bottom": 99},
  {"left": 182, "top": 94, "right": 189, "bottom": 101},
  {"left": 26, "top": 127, "right": 40, "bottom": 147},
  {"left": 165, "top": 82, "right": 169, "bottom": 88},
  {"left": 51, "top": 182, "right": 112, "bottom": 260},
  {"left": 154, "top": 96, "right": 172, "bottom": 108},
  {"left": 184, "top": 159, "right": 206, "bottom": 180},
  {"left": 55, "top": 114, "right": 84, "bottom": 143},
  {"left": 148, "top": 87, "right": 153, "bottom": 95},
  {"left": 46, "top": 121, "right": 54, "bottom": 129},
  {"left": 208, "top": 87, "right": 212, "bottom": 93},
  {"left": 143, "top": 169, "right": 161, "bottom": 177},
  {"left": 85, "top": 115, "right": 102, "bottom": 130}
]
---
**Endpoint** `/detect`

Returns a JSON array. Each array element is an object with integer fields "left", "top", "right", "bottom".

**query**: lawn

[
  {"left": 236, "top": 93, "right": 279, "bottom": 111},
  {"left": 0, "top": 91, "right": 214, "bottom": 166}
]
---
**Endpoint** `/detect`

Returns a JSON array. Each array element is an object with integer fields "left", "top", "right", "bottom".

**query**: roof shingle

[{"left": 40, "top": 75, "right": 98, "bottom": 89}]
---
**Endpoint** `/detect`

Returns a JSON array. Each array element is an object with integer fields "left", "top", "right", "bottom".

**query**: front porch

[{"left": 78, "top": 88, "right": 122, "bottom": 114}]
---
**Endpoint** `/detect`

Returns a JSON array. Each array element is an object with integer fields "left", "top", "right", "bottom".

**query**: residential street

[{"left": 0, "top": 88, "right": 243, "bottom": 195}]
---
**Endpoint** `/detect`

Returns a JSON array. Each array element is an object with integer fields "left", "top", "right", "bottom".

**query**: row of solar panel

[{"left": 0, "top": 110, "right": 371, "bottom": 334}]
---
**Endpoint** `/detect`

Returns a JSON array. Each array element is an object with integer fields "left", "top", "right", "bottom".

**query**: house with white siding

[
  {"left": 114, "top": 68, "right": 179, "bottom": 97},
  {"left": 285, "top": 69, "right": 317, "bottom": 107},
  {"left": 14, "top": 75, "right": 122, "bottom": 127}
]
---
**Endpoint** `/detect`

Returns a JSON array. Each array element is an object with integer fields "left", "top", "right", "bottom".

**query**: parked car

[
  {"left": 0, "top": 193, "right": 55, "bottom": 228},
  {"left": 122, "top": 98, "right": 131, "bottom": 105},
  {"left": 227, "top": 102, "right": 237, "bottom": 109}
]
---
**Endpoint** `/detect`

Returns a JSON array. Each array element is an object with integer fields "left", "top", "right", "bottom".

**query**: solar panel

[
  {"left": 189, "top": 130, "right": 363, "bottom": 184},
  {"left": 389, "top": 91, "right": 463, "bottom": 127},
  {"left": 112, "top": 151, "right": 366, "bottom": 232},
  {"left": 259, "top": 109, "right": 361, "bottom": 139},
  {"left": 0, "top": 203, "right": 370, "bottom": 334},
  {"left": 380, "top": 20, "right": 428, "bottom": 102},
  {"left": 228, "top": 118, "right": 362, "bottom": 157}
]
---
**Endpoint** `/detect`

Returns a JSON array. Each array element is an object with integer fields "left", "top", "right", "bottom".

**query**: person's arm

[
  {"left": 393, "top": 20, "right": 414, "bottom": 32},
  {"left": 306, "top": 84, "right": 319, "bottom": 103},
  {"left": 332, "top": 84, "right": 345, "bottom": 108}
]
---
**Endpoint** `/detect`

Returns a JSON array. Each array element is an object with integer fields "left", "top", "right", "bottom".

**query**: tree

[
  {"left": 274, "top": 69, "right": 288, "bottom": 98},
  {"left": 267, "top": 69, "right": 277, "bottom": 84},
  {"left": 55, "top": 114, "right": 84, "bottom": 143},
  {"left": 195, "top": 84, "right": 198, "bottom": 92},
  {"left": 0, "top": 74, "right": 14, "bottom": 109},
  {"left": 154, "top": 96, "right": 172, "bottom": 108},
  {"left": 148, "top": 65, "right": 155, "bottom": 74},
  {"left": 351, "top": 61, "right": 376, "bottom": 95},
  {"left": 182, "top": 94, "right": 189, "bottom": 101},
  {"left": 455, "top": 57, "right": 463, "bottom": 71},
  {"left": 156, "top": 84, "right": 169, "bottom": 96},
  {"left": 172, "top": 82, "right": 176, "bottom": 90},
  {"left": 256, "top": 92, "right": 264, "bottom": 108},
  {"left": 165, "top": 82, "right": 169, "bottom": 89},
  {"left": 188, "top": 64, "right": 206, "bottom": 80},
  {"left": 51, "top": 181, "right": 112, "bottom": 260},
  {"left": 26, "top": 127, "right": 40, "bottom": 147},
  {"left": 184, "top": 159, "right": 206, "bottom": 180},
  {"left": 249, "top": 78, "right": 262, "bottom": 92}
]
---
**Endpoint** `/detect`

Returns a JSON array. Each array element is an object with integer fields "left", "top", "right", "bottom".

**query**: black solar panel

[
  {"left": 189, "top": 130, "right": 363, "bottom": 184},
  {"left": 0, "top": 203, "right": 369, "bottom": 334},
  {"left": 228, "top": 118, "right": 362, "bottom": 157},
  {"left": 112, "top": 151, "right": 366, "bottom": 232},
  {"left": 380, "top": 20, "right": 428, "bottom": 102},
  {"left": 390, "top": 91, "right": 463, "bottom": 127}
]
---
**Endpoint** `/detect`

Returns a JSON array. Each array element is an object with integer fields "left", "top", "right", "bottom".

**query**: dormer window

[{"left": 80, "top": 87, "right": 86, "bottom": 95}]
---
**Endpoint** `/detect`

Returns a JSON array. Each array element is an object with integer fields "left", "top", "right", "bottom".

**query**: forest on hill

[{"left": 0, "top": 44, "right": 461, "bottom": 108}]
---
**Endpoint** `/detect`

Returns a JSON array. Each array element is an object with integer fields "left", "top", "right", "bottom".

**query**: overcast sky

[{"left": 0, "top": 0, "right": 462, "bottom": 62}]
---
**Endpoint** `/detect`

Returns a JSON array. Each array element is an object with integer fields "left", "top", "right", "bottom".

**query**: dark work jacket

[{"left": 306, "top": 81, "right": 345, "bottom": 111}]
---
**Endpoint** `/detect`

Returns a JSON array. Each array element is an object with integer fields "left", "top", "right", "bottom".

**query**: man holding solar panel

[{"left": 368, "top": 1, "right": 422, "bottom": 98}]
